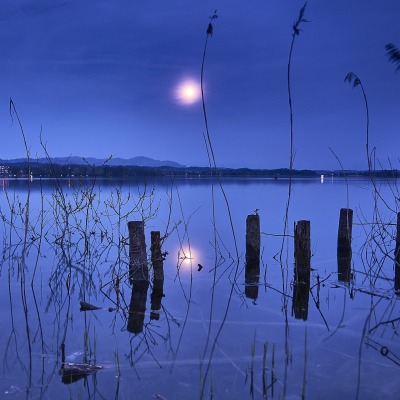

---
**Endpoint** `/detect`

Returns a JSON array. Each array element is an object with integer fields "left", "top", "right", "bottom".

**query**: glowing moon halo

[{"left": 176, "top": 80, "right": 201, "bottom": 105}]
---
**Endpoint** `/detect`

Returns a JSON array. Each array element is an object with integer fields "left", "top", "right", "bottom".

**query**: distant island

[
  {"left": 0, "top": 156, "right": 398, "bottom": 179},
  {"left": 0, "top": 155, "right": 185, "bottom": 168}
]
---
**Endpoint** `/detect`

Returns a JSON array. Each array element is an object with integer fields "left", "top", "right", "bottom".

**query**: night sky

[{"left": 1, "top": 1, "right": 399, "bottom": 170}]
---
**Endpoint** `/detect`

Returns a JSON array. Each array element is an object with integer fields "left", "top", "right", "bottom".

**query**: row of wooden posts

[
  {"left": 245, "top": 208, "right": 355, "bottom": 283},
  {"left": 127, "top": 209, "right": 400, "bottom": 326},
  {"left": 247, "top": 209, "right": 348, "bottom": 320},
  {"left": 127, "top": 221, "right": 164, "bottom": 334},
  {"left": 246, "top": 208, "right": 400, "bottom": 319},
  {"left": 247, "top": 208, "right": 400, "bottom": 284}
]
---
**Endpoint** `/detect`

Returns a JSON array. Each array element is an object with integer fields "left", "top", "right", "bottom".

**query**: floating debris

[
  {"left": 80, "top": 301, "right": 102, "bottom": 311},
  {"left": 61, "top": 362, "right": 103, "bottom": 384},
  {"left": 60, "top": 343, "right": 103, "bottom": 384}
]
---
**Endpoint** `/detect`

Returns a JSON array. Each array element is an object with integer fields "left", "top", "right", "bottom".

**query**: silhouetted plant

[
  {"left": 344, "top": 72, "right": 400, "bottom": 288},
  {"left": 9, "top": 99, "right": 31, "bottom": 274},
  {"left": 385, "top": 43, "right": 400, "bottom": 72},
  {"left": 282, "top": 1, "right": 309, "bottom": 255},
  {"left": 292, "top": 2, "right": 309, "bottom": 35},
  {"left": 206, "top": 10, "right": 217, "bottom": 37},
  {"left": 199, "top": 10, "right": 246, "bottom": 399},
  {"left": 344, "top": 72, "right": 371, "bottom": 172},
  {"left": 276, "top": 9, "right": 310, "bottom": 380}
]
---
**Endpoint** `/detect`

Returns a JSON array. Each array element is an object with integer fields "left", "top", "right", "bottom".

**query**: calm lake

[{"left": 1, "top": 175, "right": 399, "bottom": 399}]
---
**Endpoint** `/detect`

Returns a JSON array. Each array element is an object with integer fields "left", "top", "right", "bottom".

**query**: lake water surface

[{"left": 1, "top": 176, "right": 399, "bottom": 399}]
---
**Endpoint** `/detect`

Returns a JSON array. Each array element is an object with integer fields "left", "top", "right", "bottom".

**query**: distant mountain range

[
  {"left": 0, "top": 156, "right": 186, "bottom": 168},
  {"left": 1, "top": 156, "right": 396, "bottom": 179}
]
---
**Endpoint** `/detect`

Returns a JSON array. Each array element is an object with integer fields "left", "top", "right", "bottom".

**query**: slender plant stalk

[
  {"left": 199, "top": 11, "right": 244, "bottom": 399},
  {"left": 262, "top": 341, "right": 268, "bottom": 397},
  {"left": 280, "top": 6, "right": 308, "bottom": 398},
  {"left": 250, "top": 331, "right": 256, "bottom": 399},
  {"left": 200, "top": 10, "right": 239, "bottom": 261},
  {"left": 344, "top": 73, "right": 371, "bottom": 173},
  {"left": 329, "top": 147, "right": 350, "bottom": 210},
  {"left": 302, "top": 326, "right": 308, "bottom": 399},
  {"left": 271, "top": 343, "right": 275, "bottom": 398},
  {"left": 9, "top": 99, "right": 31, "bottom": 275},
  {"left": 280, "top": 2, "right": 308, "bottom": 261},
  {"left": 9, "top": 98, "right": 34, "bottom": 388},
  {"left": 344, "top": 73, "right": 386, "bottom": 285}
]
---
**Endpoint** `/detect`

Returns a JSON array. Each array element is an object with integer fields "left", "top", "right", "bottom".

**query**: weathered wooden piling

[
  {"left": 293, "top": 220, "right": 311, "bottom": 320},
  {"left": 127, "top": 281, "right": 149, "bottom": 334},
  {"left": 294, "top": 220, "right": 311, "bottom": 271},
  {"left": 246, "top": 214, "right": 260, "bottom": 262},
  {"left": 151, "top": 231, "right": 164, "bottom": 281},
  {"left": 337, "top": 208, "right": 353, "bottom": 282},
  {"left": 337, "top": 208, "right": 353, "bottom": 258},
  {"left": 128, "top": 221, "right": 148, "bottom": 282},
  {"left": 245, "top": 214, "right": 261, "bottom": 301},
  {"left": 395, "top": 212, "right": 400, "bottom": 291}
]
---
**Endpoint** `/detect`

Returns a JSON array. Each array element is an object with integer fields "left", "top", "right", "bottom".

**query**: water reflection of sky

[
  {"left": 1, "top": 177, "right": 400, "bottom": 399},
  {"left": 176, "top": 247, "right": 197, "bottom": 268}
]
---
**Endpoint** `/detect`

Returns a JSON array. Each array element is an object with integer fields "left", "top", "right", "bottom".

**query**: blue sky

[{"left": 0, "top": 0, "right": 399, "bottom": 169}]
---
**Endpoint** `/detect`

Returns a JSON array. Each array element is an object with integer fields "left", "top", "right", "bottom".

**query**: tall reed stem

[{"left": 280, "top": 2, "right": 308, "bottom": 259}]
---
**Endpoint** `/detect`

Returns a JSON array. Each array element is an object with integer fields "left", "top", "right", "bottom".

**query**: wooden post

[
  {"left": 337, "top": 208, "right": 353, "bottom": 282},
  {"left": 246, "top": 214, "right": 260, "bottom": 262},
  {"left": 151, "top": 231, "right": 164, "bottom": 281},
  {"left": 293, "top": 220, "right": 311, "bottom": 320},
  {"left": 128, "top": 221, "right": 148, "bottom": 282},
  {"left": 395, "top": 212, "right": 400, "bottom": 291},
  {"left": 294, "top": 220, "right": 311, "bottom": 271},
  {"left": 337, "top": 208, "right": 353, "bottom": 258},
  {"left": 245, "top": 214, "right": 260, "bottom": 301}
]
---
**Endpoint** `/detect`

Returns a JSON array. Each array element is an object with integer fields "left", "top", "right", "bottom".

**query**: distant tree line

[{"left": 0, "top": 161, "right": 398, "bottom": 179}]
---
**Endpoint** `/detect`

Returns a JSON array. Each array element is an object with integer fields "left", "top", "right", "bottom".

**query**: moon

[{"left": 175, "top": 80, "right": 201, "bottom": 105}]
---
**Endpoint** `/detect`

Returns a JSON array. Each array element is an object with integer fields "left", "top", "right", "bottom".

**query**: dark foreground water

[{"left": 1, "top": 175, "right": 399, "bottom": 399}]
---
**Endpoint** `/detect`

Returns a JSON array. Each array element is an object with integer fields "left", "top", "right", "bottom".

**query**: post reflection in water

[
  {"left": 128, "top": 280, "right": 150, "bottom": 334},
  {"left": 245, "top": 259, "right": 260, "bottom": 302},
  {"left": 292, "top": 268, "right": 311, "bottom": 321},
  {"left": 127, "top": 278, "right": 165, "bottom": 331},
  {"left": 151, "top": 279, "right": 164, "bottom": 320}
]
